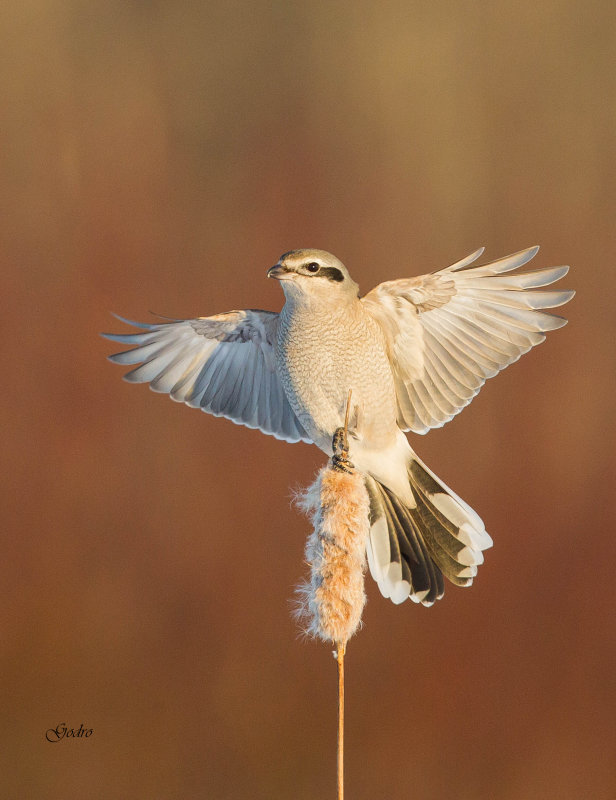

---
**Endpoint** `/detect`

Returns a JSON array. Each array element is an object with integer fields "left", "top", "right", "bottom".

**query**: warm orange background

[{"left": 2, "top": 2, "right": 614, "bottom": 798}]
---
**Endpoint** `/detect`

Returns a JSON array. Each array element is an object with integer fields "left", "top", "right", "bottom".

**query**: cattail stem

[
  {"left": 295, "top": 391, "right": 366, "bottom": 800},
  {"left": 337, "top": 641, "right": 346, "bottom": 800}
]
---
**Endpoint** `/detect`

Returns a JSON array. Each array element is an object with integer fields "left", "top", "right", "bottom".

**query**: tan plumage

[{"left": 103, "top": 246, "right": 574, "bottom": 606}]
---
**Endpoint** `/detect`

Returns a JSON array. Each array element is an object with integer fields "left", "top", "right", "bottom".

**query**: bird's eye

[{"left": 305, "top": 262, "right": 320, "bottom": 273}]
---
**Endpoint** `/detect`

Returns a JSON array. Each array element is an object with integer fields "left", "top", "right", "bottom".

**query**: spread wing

[
  {"left": 103, "top": 309, "right": 311, "bottom": 444},
  {"left": 362, "top": 247, "right": 575, "bottom": 434}
]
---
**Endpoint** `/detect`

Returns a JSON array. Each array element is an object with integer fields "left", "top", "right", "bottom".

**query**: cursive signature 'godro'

[{"left": 45, "top": 723, "right": 94, "bottom": 742}]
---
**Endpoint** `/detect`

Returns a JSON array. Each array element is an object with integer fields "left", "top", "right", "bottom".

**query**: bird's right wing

[
  {"left": 362, "top": 247, "right": 574, "bottom": 434},
  {"left": 103, "top": 310, "right": 311, "bottom": 444}
]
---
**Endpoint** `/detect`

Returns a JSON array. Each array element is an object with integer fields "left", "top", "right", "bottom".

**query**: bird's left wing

[
  {"left": 362, "top": 247, "right": 574, "bottom": 434},
  {"left": 103, "top": 310, "right": 311, "bottom": 444}
]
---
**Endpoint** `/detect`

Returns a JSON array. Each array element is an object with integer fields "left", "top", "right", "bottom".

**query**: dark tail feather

[{"left": 364, "top": 457, "right": 492, "bottom": 606}]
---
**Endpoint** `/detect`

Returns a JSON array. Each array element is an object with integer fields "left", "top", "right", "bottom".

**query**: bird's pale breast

[{"left": 275, "top": 301, "right": 399, "bottom": 453}]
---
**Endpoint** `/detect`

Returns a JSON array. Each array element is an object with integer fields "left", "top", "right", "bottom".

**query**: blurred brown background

[{"left": 2, "top": 1, "right": 615, "bottom": 798}]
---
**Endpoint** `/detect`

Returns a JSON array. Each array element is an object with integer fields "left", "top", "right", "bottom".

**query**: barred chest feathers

[{"left": 275, "top": 300, "right": 399, "bottom": 452}]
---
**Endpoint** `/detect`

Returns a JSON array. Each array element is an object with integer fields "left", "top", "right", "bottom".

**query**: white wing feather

[
  {"left": 362, "top": 247, "right": 574, "bottom": 434},
  {"left": 103, "top": 310, "right": 311, "bottom": 444}
]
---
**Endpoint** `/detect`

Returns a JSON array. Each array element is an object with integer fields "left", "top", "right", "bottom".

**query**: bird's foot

[
  {"left": 331, "top": 426, "right": 354, "bottom": 473},
  {"left": 332, "top": 452, "right": 354, "bottom": 473}
]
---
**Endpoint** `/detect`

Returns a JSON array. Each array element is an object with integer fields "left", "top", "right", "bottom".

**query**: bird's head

[{"left": 267, "top": 249, "right": 359, "bottom": 305}]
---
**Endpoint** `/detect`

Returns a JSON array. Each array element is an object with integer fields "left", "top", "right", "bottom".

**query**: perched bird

[{"left": 104, "top": 247, "right": 573, "bottom": 606}]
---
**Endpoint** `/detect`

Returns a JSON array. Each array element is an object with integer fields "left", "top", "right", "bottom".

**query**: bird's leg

[{"left": 332, "top": 389, "right": 355, "bottom": 473}]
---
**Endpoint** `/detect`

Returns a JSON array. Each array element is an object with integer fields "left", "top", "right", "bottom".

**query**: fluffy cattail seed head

[{"left": 295, "top": 463, "right": 370, "bottom": 644}]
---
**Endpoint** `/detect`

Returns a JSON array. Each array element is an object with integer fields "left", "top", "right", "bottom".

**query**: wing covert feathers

[{"left": 362, "top": 247, "right": 574, "bottom": 434}]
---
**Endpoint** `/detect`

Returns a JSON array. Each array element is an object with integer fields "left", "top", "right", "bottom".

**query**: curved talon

[{"left": 332, "top": 453, "right": 354, "bottom": 473}]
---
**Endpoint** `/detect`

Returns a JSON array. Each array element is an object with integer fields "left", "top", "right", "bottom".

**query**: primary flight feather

[{"left": 104, "top": 247, "right": 573, "bottom": 606}]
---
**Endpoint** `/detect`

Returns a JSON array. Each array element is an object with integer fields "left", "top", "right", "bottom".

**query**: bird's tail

[{"left": 363, "top": 456, "right": 493, "bottom": 606}]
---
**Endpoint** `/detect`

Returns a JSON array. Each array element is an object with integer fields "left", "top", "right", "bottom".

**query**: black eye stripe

[
  {"left": 319, "top": 266, "right": 344, "bottom": 282},
  {"left": 298, "top": 261, "right": 344, "bottom": 281}
]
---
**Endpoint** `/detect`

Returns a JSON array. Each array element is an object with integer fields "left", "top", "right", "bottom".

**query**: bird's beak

[{"left": 267, "top": 264, "right": 292, "bottom": 280}]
